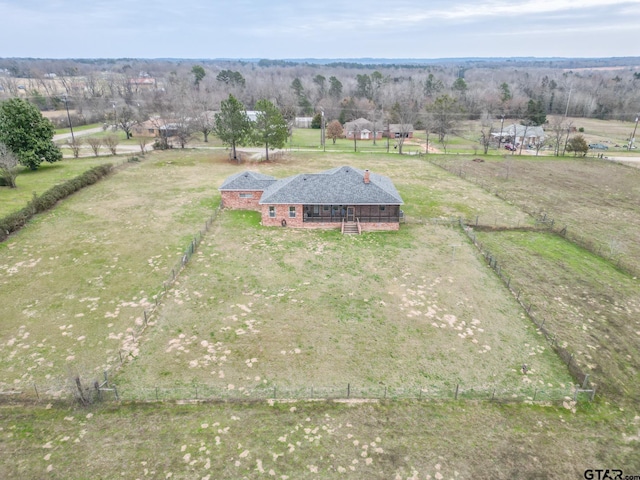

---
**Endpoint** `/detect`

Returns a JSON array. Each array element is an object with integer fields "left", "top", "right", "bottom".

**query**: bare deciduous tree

[
  {"left": 86, "top": 137, "right": 102, "bottom": 157},
  {"left": 479, "top": 111, "right": 493, "bottom": 155},
  {"left": 0, "top": 143, "right": 20, "bottom": 188},
  {"left": 138, "top": 137, "right": 149, "bottom": 155},
  {"left": 104, "top": 135, "right": 119, "bottom": 155},
  {"left": 67, "top": 138, "right": 82, "bottom": 158},
  {"left": 427, "top": 94, "right": 464, "bottom": 154}
]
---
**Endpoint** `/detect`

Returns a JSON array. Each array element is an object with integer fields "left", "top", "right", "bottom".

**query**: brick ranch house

[{"left": 219, "top": 166, "right": 404, "bottom": 233}]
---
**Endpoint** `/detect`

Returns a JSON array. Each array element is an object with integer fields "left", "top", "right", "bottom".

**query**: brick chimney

[{"left": 363, "top": 169, "right": 370, "bottom": 184}]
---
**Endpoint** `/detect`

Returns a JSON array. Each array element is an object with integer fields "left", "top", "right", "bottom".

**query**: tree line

[{"left": 1, "top": 56, "right": 639, "bottom": 181}]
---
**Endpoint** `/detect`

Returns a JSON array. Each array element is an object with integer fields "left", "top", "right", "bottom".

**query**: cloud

[{"left": 0, "top": 0, "right": 638, "bottom": 58}]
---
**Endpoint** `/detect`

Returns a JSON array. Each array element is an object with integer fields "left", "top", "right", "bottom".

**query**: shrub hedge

[{"left": 0, "top": 163, "right": 113, "bottom": 242}]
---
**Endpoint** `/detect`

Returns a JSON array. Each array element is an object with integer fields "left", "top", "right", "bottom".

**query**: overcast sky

[{"left": 1, "top": 0, "right": 639, "bottom": 59}]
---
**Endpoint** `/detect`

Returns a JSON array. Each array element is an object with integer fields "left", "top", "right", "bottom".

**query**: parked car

[
  {"left": 588, "top": 143, "right": 608, "bottom": 150},
  {"left": 504, "top": 143, "right": 517, "bottom": 151}
]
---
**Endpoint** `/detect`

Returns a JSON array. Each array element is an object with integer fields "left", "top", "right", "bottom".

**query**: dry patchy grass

[
  {"left": 438, "top": 155, "right": 640, "bottom": 275},
  {"left": 1, "top": 401, "right": 638, "bottom": 480},
  {"left": 116, "top": 210, "right": 572, "bottom": 397},
  {"left": 473, "top": 230, "right": 640, "bottom": 403}
]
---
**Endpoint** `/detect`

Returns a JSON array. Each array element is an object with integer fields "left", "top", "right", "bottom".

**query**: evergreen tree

[
  {"left": 253, "top": 99, "right": 288, "bottom": 161},
  {"left": 213, "top": 95, "right": 252, "bottom": 161},
  {"left": 0, "top": 98, "right": 62, "bottom": 170}
]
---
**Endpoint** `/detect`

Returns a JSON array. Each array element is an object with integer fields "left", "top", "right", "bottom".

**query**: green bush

[{"left": 0, "top": 163, "right": 113, "bottom": 242}]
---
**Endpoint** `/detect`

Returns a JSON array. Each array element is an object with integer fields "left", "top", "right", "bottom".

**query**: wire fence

[
  {"left": 0, "top": 170, "right": 600, "bottom": 405},
  {"left": 112, "top": 383, "right": 585, "bottom": 403},
  {"left": 427, "top": 156, "right": 637, "bottom": 277},
  {"left": 3, "top": 379, "right": 590, "bottom": 406}
]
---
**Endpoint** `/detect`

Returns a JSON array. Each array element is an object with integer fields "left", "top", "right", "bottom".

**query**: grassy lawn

[
  {"left": 116, "top": 209, "right": 571, "bottom": 400},
  {"left": 435, "top": 155, "right": 640, "bottom": 275},
  {"left": 1, "top": 147, "right": 640, "bottom": 478},
  {"left": 0, "top": 151, "right": 538, "bottom": 395},
  {"left": 0, "top": 157, "right": 116, "bottom": 217},
  {"left": 1, "top": 401, "right": 638, "bottom": 480},
  {"left": 54, "top": 122, "right": 103, "bottom": 135},
  {"left": 0, "top": 150, "right": 237, "bottom": 395},
  {"left": 473, "top": 230, "right": 640, "bottom": 402}
]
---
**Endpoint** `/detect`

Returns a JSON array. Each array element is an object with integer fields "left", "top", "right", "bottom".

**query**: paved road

[{"left": 53, "top": 127, "right": 105, "bottom": 142}]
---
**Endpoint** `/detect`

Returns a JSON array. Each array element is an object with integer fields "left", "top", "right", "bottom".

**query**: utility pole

[
  {"left": 63, "top": 95, "right": 75, "bottom": 142},
  {"left": 498, "top": 114, "right": 505, "bottom": 150},
  {"left": 320, "top": 107, "right": 325, "bottom": 152},
  {"left": 564, "top": 87, "right": 572, "bottom": 118},
  {"left": 628, "top": 114, "right": 639, "bottom": 150}
]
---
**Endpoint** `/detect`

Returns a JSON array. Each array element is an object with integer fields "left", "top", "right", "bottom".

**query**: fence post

[
  {"left": 34, "top": 383, "right": 39, "bottom": 400},
  {"left": 143, "top": 310, "right": 148, "bottom": 325},
  {"left": 113, "top": 386, "right": 119, "bottom": 401},
  {"left": 155, "top": 387, "right": 158, "bottom": 401},
  {"left": 590, "top": 387, "right": 596, "bottom": 401},
  {"left": 119, "top": 350, "right": 123, "bottom": 363},
  {"left": 347, "top": 383, "right": 350, "bottom": 398},
  {"left": 533, "top": 387, "right": 537, "bottom": 401},
  {"left": 454, "top": 384, "right": 459, "bottom": 400},
  {"left": 582, "top": 374, "right": 590, "bottom": 389},
  {"left": 273, "top": 385, "right": 277, "bottom": 399}
]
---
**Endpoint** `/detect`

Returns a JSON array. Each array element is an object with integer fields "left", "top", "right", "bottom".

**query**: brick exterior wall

[
  {"left": 259, "top": 204, "right": 399, "bottom": 231},
  {"left": 220, "top": 191, "right": 262, "bottom": 211},
  {"left": 260, "top": 204, "right": 305, "bottom": 227}
]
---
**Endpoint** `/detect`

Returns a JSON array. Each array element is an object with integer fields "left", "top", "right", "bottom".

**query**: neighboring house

[
  {"left": 219, "top": 166, "right": 404, "bottom": 232},
  {"left": 133, "top": 119, "right": 179, "bottom": 138},
  {"left": 344, "top": 118, "right": 383, "bottom": 140},
  {"left": 386, "top": 124, "right": 414, "bottom": 139},
  {"left": 492, "top": 124, "right": 545, "bottom": 146}
]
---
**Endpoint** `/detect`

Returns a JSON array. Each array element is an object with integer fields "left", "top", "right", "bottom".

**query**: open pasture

[
  {"left": 473, "top": 230, "right": 640, "bottom": 402},
  {"left": 2, "top": 400, "right": 639, "bottom": 480},
  {"left": 2, "top": 149, "right": 640, "bottom": 478},
  {"left": 439, "top": 155, "right": 640, "bottom": 275},
  {"left": 0, "top": 149, "right": 548, "bottom": 397},
  {"left": 116, "top": 210, "right": 571, "bottom": 398},
  {"left": 0, "top": 150, "right": 236, "bottom": 395}
]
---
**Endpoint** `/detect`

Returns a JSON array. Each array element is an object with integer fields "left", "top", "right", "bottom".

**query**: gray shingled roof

[
  {"left": 219, "top": 171, "right": 277, "bottom": 191},
  {"left": 258, "top": 166, "right": 403, "bottom": 205}
]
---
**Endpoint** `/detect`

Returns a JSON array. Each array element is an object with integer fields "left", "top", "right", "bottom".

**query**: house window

[
  {"left": 379, "top": 205, "right": 386, "bottom": 211},
  {"left": 323, "top": 205, "right": 329, "bottom": 211},
  {"left": 269, "top": 206, "right": 275, "bottom": 218},
  {"left": 289, "top": 206, "right": 296, "bottom": 218},
  {"left": 239, "top": 193, "right": 253, "bottom": 198}
]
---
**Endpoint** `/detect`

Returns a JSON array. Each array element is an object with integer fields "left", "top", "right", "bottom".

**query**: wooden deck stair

[{"left": 342, "top": 221, "right": 360, "bottom": 235}]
